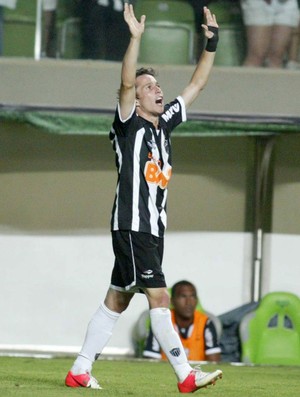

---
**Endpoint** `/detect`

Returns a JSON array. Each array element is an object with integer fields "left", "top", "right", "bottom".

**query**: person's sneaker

[
  {"left": 178, "top": 367, "right": 222, "bottom": 393},
  {"left": 65, "top": 371, "right": 102, "bottom": 389}
]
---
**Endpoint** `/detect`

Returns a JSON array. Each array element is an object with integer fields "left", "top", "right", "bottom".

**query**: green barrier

[{"left": 1, "top": 110, "right": 299, "bottom": 137}]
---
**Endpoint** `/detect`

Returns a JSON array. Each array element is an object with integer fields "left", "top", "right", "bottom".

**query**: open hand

[
  {"left": 201, "top": 6, "right": 219, "bottom": 39},
  {"left": 124, "top": 3, "right": 146, "bottom": 39}
]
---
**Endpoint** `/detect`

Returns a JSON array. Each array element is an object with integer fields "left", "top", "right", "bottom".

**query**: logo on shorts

[
  {"left": 170, "top": 348, "right": 181, "bottom": 357},
  {"left": 141, "top": 270, "right": 154, "bottom": 279}
]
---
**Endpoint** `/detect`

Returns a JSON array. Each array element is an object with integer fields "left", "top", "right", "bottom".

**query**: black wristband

[{"left": 205, "top": 26, "right": 219, "bottom": 52}]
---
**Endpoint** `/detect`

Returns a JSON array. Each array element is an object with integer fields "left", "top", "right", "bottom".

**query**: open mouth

[{"left": 155, "top": 98, "right": 163, "bottom": 105}]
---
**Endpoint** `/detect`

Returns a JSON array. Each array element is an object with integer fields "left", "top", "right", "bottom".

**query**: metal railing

[{"left": 34, "top": 0, "right": 43, "bottom": 60}]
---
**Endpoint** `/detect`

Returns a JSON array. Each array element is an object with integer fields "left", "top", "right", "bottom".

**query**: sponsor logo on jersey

[
  {"left": 144, "top": 155, "right": 172, "bottom": 189},
  {"left": 161, "top": 103, "right": 180, "bottom": 122}
]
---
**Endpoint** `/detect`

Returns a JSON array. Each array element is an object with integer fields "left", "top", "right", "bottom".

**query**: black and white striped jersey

[{"left": 109, "top": 96, "right": 187, "bottom": 238}]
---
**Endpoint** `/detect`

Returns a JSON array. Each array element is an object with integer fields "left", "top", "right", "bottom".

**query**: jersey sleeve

[
  {"left": 111, "top": 102, "right": 136, "bottom": 137},
  {"left": 161, "top": 96, "right": 187, "bottom": 133},
  {"left": 142, "top": 326, "right": 162, "bottom": 359}
]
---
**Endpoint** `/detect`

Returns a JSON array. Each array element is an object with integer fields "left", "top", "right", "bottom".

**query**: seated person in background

[
  {"left": 77, "top": 0, "right": 130, "bottom": 61},
  {"left": 286, "top": 17, "right": 300, "bottom": 69},
  {"left": 188, "top": 1, "right": 212, "bottom": 30},
  {"left": 187, "top": 0, "right": 212, "bottom": 57},
  {"left": 240, "top": 0, "right": 300, "bottom": 68},
  {"left": 143, "top": 280, "right": 221, "bottom": 362},
  {"left": 43, "top": 0, "right": 58, "bottom": 58}
]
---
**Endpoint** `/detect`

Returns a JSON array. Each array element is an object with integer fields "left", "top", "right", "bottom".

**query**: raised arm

[
  {"left": 119, "top": 3, "right": 146, "bottom": 120},
  {"left": 181, "top": 7, "right": 219, "bottom": 109}
]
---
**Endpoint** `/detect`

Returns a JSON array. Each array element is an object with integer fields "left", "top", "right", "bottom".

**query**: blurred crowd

[{"left": 0, "top": 0, "right": 299, "bottom": 69}]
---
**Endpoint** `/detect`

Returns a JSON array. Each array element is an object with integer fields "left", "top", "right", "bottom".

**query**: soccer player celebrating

[{"left": 65, "top": 2, "right": 222, "bottom": 393}]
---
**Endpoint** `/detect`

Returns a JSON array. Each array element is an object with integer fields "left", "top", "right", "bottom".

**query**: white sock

[
  {"left": 150, "top": 307, "right": 192, "bottom": 382},
  {"left": 71, "top": 302, "right": 120, "bottom": 374}
]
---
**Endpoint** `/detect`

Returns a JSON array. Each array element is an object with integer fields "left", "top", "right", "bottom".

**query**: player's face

[
  {"left": 135, "top": 74, "right": 164, "bottom": 116},
  {"left": 171, "top": 285, "right": 198, "bottom": 320}
]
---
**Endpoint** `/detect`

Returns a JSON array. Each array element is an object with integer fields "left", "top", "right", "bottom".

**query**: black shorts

[{"left": 110, "top": 230, "right": 167, "bottom": 292}]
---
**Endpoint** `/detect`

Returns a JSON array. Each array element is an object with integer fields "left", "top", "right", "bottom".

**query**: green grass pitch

[{"left": 0, "top": 357, "right": 299, "bottom": 397}]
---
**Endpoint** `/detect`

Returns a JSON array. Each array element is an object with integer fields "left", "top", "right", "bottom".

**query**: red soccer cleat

[
  {"left": 178, "top": 367, "right": 222, "bottom": 393},
  {"left": 65, "top": 371, "right": 102, "bottom": 389}
]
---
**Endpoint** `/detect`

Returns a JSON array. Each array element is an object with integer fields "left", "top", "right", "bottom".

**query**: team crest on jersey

[
  {"left": 147, "top": 139, "right": 157, "bottom": 150},
  {"left": 164, "top": 138, "right": 170, "bottom": 154}
]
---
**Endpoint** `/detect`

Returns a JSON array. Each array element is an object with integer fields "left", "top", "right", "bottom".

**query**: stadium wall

[{"left": 0, "top": 58, "right": 299, "bottom": 116}]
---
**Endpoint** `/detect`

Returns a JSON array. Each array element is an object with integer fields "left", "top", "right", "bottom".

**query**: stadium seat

[
  {"left": 213, "top": 24, "right": 246, "bottom": 67},
  {"left": 135, "top": 0, "right": 195, "bottom": 64},
  {"left": 208, "top": 1, "right": 246, "bottom": 66},
  {"left": 239, "top": 291, "right": 300, "bottom": 365},
  {"left": 58, "top": 17, "right": 82, "bottom": 59},
  {"left": 132, "top": 294, "right": 222, "bottom": 358},
  {"left": 3, "top": 0, "right": 77, "bottom": 58},
  {"left": 3, "top": 0, "right": 37, "bottom": 57},
  {"left": 135, "top": 0, "right": 195, "bottom": 25},
  {"left": 138, "top": 22, "right": 194, "bottom": 65}
]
